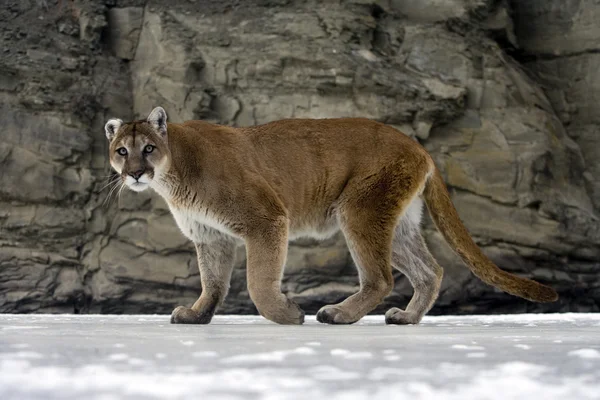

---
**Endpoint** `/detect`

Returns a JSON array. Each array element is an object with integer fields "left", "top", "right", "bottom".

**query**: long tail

[{"left": 422, "top": 165, "right": 558, "bottom": 303}]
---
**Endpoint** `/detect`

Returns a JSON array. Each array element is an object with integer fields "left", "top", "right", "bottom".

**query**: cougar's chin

[
  {"left": 124, "top": 175, "right": 151, "bottom": 192},
  {"left": 128, "top": 182, "right": 150, "bottom": 192}
]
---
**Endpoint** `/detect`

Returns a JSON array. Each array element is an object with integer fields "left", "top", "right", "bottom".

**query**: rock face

[{"left": 1, "top": 0, "right": 599, "bottom": 315}]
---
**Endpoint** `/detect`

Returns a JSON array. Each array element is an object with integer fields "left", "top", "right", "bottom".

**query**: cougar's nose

[{"left": 129, "top": 169, "right": 145, "bottom": 180}]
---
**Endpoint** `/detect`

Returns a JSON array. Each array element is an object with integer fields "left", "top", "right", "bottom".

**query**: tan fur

[
  {"left": 423, "top": 168, "right": 558, "bottom": 303},
  {"left": 105, "top": 107, "right": 558, "bottom": 325}
]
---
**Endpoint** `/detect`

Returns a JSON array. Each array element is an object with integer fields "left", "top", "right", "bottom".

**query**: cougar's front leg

[
  {"left": 245, "top": 217, "right": 305, "bottom": 325},
  {"left": 171, "top": 238, "right": 236, "bottom": 324}
]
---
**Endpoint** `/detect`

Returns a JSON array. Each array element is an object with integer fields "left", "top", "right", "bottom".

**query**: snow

[
  {"left": 192, "top": 350, "right": 218, "bottom": 358},
  {"left": 568, "top": 349, "right": 600, "bottom": 359},
  {"left": 514, "top": 344, "right": 531, "bottom": 350},
  {"left": 451, "top": 345, "right": 485, "bottom": 350},
  {"left": 1, "top": 313, "right": 599, "bottom": 400},
  {"left": 221, "top": 347, "right": 317, "bottom": 364}
]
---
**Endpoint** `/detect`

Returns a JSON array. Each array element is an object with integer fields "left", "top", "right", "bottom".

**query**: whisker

[
  {"left": 117, "top": 182, "right": 127, "bottom": 205},
  {"left": 97, "top": 173, "right": 119, "bottom": 185},
  {"left": 103, "top": 180, "right": 122, "bottom": 207},
  {"left": 99, "top": 175, "right": 120, "bottom": 192}
]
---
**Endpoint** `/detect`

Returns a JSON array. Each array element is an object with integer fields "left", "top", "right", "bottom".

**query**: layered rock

[{"left": 0, "top": 0, "right": 598, "bottom": 315}]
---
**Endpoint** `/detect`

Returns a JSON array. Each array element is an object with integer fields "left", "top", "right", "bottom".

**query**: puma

[{"left": 104, "top": 107, "right": 558, "bottom": 325}]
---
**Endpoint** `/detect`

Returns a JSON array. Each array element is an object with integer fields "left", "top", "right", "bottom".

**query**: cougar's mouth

[{"left": 124, "top": 175, "right": 151, "bottom": 192}]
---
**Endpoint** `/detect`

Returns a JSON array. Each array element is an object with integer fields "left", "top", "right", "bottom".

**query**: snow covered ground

[{"left": 1, "top": 314, "right": 599, "bottom": 400}]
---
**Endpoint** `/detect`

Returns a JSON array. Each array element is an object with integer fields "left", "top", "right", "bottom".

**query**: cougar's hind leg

[
  {"left": 386, "top": 197, "right": 443, "bottom": 325},
  {"left": 316, "top": 157, "right": 431, "bottom": 325},
  {"left": 315, "top": 210, "right": 396, "bottom": 324}
]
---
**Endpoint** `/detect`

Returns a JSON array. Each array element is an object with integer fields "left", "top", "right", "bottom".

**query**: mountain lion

[{"left": 104, "top": 107, "right": 558, "bottom": 325}]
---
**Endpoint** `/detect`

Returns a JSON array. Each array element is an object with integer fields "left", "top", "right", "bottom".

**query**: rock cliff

[{"left": 1, "top": 0, "right": 598, "bottom": 315}]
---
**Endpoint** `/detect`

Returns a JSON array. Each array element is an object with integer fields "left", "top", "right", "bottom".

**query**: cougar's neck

[
  {"left": 148, "top": 160, "right": 173, "bottom": 195},
  {"left": 150, "top": 133, "right": 208, "bottom": 208}
]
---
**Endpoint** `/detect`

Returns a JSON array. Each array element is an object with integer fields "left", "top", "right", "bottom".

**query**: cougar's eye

[
  {"left": 143, "top": 144, "right": 155, "bottom": 154},
  {"left": 117, "top": 147, "right": 128, "bottom": 156}
]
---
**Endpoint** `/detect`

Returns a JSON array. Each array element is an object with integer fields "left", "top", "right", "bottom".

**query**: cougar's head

[{"left": 105, "top": 107, "right": 171, "bottom": 192}]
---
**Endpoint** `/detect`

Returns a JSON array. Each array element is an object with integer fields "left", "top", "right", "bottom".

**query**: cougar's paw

[
  {"left": 285, "top": 299, "right": 306, "bottom": 325},
  {"left": 385, "top": 307, "right": 421, "bottom": 325},
  {"left": 259, "top": 298, "right": 305, "bottom": 325},
  {"left": 316, "top": 305, "right": 358, "bottom": 325},
  {"left": 170, "top": 306, "right": 212, "bottom": 324},
  {"left": 275, "top": 299, "right": 305, "bottom": 325}
]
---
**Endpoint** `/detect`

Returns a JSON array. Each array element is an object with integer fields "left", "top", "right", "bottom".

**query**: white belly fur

[
  {"left": 168, "top": 200, "right": 422, "bottom": 244},
  {"left": 288, "top": 224, "right": 340, "bottom": 241},
  {"left": 169, "top": 203, "right": 341, "bottom": 244},
  {"left": 396, "top": 196, "right": 424, "bottom": 237}
]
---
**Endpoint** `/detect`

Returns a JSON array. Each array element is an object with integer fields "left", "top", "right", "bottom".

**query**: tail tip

[{"left": 534, "top": 286, "right": 559, "bottom": 303}]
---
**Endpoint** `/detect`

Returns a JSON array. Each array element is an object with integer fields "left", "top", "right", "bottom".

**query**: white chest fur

[{"left": 168, "top": 205, "right": 238, "bottom": 244}]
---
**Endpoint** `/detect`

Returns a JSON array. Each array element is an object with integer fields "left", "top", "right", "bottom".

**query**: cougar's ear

[
  {"left": 105, "top": 119, "right": 123, "bottom": 141},
  {"left": 147, "top": 106, "right": 167, "bottom": 138}
]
